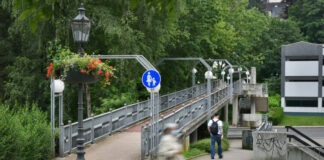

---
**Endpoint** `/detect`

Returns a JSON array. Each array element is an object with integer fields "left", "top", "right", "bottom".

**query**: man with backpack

[{"left": 208, "top": 113, "right": 223, "bottom": 159}]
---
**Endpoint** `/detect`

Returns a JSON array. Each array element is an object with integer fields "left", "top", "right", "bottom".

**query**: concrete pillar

[
  {"left": 225, "top": 103, "right": 229, "bottom": 123},
  {"left": 183, "top": 136, "right": 190, "bottom": 152},
  {"left": 251, "top": 67, "right": 256, "bottom": 84},
  {"left": 232, "top": 95, "right": 239, "bottom": 126},
  {"left": 251, "top": 97, "right": 256, "bottom": 114},
  {"left": 190, "top": 130, "right": 198, "bottom": 144}
]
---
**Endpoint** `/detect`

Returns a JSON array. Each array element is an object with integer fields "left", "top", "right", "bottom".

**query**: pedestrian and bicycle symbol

[{"left": 142, "top": 70, "right": 161, "bottom": 88}]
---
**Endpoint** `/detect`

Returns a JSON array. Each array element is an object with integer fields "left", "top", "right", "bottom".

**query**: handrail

[
  {"left": 287, "top": 134, "right": 324, "bottom": 157},
  {"left": 285, "top": 126, "right": 322, "bottom": 147},
  {"left": 59, "top": 80, "right": 221, "bottom": 156},
  {"left": 141, "top": 85, "right": 230, "bottom": 159}
]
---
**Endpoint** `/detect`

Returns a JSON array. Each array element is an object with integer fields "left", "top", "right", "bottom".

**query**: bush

[
  {"left": 190, "top": 138, "right": 229, "bottom": 153},
  {"left": 268, "top": 106, "right": 284, "bottom": 125},
  {"left": 268, "top": 94, "right": 281, "bottom": 108},
  {"left": 0, "top": 103, "right": 52, "bottom": 160},
  {"left": 183, "top": 138, "right": 229, "bottom": 158},
  {"left": 223, "top": 122, "right": 229, "bottom": 139}
]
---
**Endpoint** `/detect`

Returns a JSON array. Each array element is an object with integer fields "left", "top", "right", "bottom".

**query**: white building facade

[{"left": 281, "top": 41, "right": 324, "bottom": 115}]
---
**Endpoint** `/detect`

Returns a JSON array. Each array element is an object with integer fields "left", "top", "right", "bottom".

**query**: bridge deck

[{"left": 56, "top": 93, "right": 209, "bottom": 160}]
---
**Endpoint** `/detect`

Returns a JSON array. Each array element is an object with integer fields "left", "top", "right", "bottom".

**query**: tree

[{"left": 289, "top": 0, "right": 324, "bottom": 43}]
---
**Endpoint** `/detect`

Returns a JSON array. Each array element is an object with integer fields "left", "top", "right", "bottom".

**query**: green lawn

[
  {"left": 279, "top": 115, "right": 324, "bottom": 126},
  {"left": 182, "top": 138, "right": 229, "bottom": 159}
]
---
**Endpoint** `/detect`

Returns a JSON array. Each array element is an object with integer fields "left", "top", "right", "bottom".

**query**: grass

[
  {"left": 279, "top": 115, "right": 324, "bottom": 126},
  {"left": 182, "top": 138, "right": 229, "bottom": 159}
]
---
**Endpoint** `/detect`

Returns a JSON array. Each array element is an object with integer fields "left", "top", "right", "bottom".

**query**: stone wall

[{"left": 253, "top": 131, "right": 288, "bottom": 160}]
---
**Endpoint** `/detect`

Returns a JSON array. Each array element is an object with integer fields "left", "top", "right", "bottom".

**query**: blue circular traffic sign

[{"left": 142, "top": 70, "right": 161, "bottom": 88}]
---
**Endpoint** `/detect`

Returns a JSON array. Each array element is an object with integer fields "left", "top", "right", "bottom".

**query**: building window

[{"left": 286, "top": 98, "right": 318, "bottom": 107}]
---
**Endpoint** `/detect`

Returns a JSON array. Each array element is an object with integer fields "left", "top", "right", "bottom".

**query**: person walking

[
  {"left": 158, "top": 123, "right": 185, "bottom": 160},
  {"left": 208, "top": 113, "right": 223, "bottom": 159}
]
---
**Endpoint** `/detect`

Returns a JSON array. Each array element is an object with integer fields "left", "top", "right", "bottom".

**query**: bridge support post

[
  {"left": 183, "top": 136, "right": 190, "bottom": 152},
  {"left": 251, "top": 97, "right": 256, "bottom": 114},
  {"left": 225, "top": 103, "right": 229, "bottom": 123},
  {"left": 232, "top": 95, "right": 239, "bottom": 126}
]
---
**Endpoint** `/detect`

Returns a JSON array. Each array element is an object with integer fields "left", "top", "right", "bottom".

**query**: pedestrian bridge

[{"left": 57, "top": 79, "right": 267, "bottom": 160}]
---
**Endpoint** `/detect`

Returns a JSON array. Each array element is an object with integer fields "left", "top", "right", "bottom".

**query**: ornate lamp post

[
  {"left": 71, "top": 3, "right": 92, "bottom": 55},
  {"left": 70, "top": 3, "right": 92, "bottom": 160}
]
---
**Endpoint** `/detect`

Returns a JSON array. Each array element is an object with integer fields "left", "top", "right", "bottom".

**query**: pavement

[
  {"left": 190, "top": 139, "right": 253, "bottom": 160},
  {"left": 59, "top": 131, "right": 141, "bottom": 160}
]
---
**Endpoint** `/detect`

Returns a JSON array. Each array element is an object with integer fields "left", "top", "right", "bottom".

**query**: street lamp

[
  {"left": 205, "top": 70, "right": 213, "bottom": 79},
  {"left": 70, "top": 3, "right": 92, "bottom": 160},
  {"left": 221, "top": 71, "right": 225, "bottom": 81},
  {"left": 228, "top": 68, "right": 234, "bottom": 101},
  {"left": 71, "top": 3, "right": 92, "bottom": 54},
  {"left": 205, "top": 70, "right": 213, "bottom": 121},
  {"left": 54, "top": 79, "right": 65, "bottom": 93},
  {"left": 226, "top": 75, "right": 230, "bottom": 84},
  {"left": 212, "top": 61, "right": 218, "bottom": 68},
  {"left": 192, "top": 68, "right": 198, "bottom": 86},
  {"left": 238, "top": 67, "right": 242, "bottom": 92},
  {"left": 246, "top": 71, "right": 250, "bottom": 84},
  {"left": 229, "top": 68, "right": 234, "bottom": 74}
]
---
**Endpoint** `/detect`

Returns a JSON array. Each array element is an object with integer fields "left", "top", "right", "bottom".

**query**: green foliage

[
  {"left": 268, "top": 94, "right": 281, "bottom": 108},
  {"left": 289, "top": 0, "right": 324, "bottom": 43},
  {"left": 279, "top": 115, "right": 324, "bottom": 126},
  {"left": 264, "top": 77, "right": 281, "bottom": 96},
  {"left": 223, "top": 122, "right": 229, "bottom": 139},
  {"left": 0, "top": 103, "right": 52, "bottom": 160},
  {"left": 268, "top": 106, "right": 284, "bottom": 125},
  {"left": 183, "top": 138, "right": 229, "bottom": 158},
  {"left": 182, "top": 148, "right": 206, "bottom": 159},
  {"left": 0, "top": 0, "right": 306, "bottom": 123},
  {"left": 268, "top": 94, "right": 283, "bottom": 125},
  {"left": 46, "top": 44, "right": 115, "bottom": 86},
  {"left": 258, "top": 18, "right": 303, "bottom": 82}
]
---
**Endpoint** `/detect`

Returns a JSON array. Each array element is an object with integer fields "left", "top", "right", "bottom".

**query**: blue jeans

[{"left": 210, "top": 134, "right": 222, "bottom": 158}]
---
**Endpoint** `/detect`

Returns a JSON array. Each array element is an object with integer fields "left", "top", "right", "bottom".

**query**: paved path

[
  {"left": 60, "top": 131, "right": 141, "bottom": 160},
  {"left": 190, "top": 139, "right": 253, "bottom": 160}
]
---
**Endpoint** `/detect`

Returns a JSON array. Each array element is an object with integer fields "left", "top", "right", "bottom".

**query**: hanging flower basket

[
  {"left": 46, "top": 46, "right": 115, "bottom": 87},
  {"left": 65, "top": 70, "right": 100, "bottom": 84}
]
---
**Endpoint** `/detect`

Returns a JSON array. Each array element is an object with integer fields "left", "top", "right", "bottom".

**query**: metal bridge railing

[
  {"left": 59, "top": 80, "right": 220, "bottom": 156},
  {"left": 141, "top": 85, "right": 230, "bottom": 159}
]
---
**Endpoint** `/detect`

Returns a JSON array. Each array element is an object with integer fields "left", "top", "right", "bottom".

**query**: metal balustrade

[
  {"left": 59, "top": 80, "right": 220, "bottom": 156},
  {"left": 141, "top": 85, "right": 230, "bottom": 159}
]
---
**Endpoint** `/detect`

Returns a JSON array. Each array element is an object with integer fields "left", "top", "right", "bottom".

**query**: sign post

[{"left": 142, "top": 70, "right": 161, "bottom": 159}]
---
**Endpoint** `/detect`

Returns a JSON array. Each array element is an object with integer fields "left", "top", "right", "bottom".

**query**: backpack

[{"left": 210, "top": 120, "right": 219, "bottom": 135}]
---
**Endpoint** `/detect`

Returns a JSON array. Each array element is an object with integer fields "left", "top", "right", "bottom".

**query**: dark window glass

[{"left": 286, "top": 99, "right": 318, "bottom": 107}]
